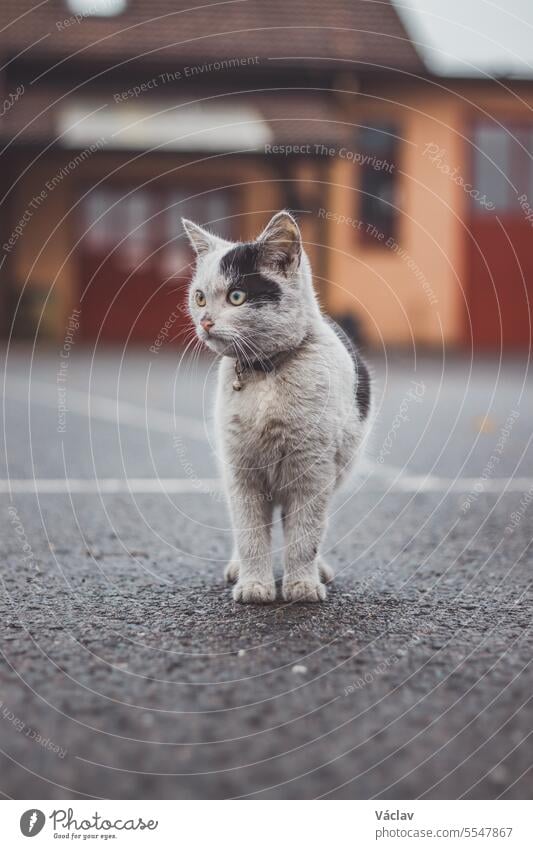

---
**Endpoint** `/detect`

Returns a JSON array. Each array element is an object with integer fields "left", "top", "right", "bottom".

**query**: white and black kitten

[{"left": 184, "top": 211, "right": 371, "bottom": 603}]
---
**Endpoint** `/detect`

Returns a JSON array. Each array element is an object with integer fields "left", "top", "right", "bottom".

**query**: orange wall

[
  {"left": 8, "top": 157, "right": 76, "bottom": 339},
  {"left": 324, "top": 88, "right": 467, "bottom": 348},
  {"left": 324, "top": 80, "right": 533, "bottom": 348}
]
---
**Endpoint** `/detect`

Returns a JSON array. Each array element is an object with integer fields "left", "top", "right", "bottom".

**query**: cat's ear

[
  {"left": 182, "top": 219, "right": 227, "bottom": 257},
  {"left": 257, "top": 210, "right": 301, "bottom": 275}
]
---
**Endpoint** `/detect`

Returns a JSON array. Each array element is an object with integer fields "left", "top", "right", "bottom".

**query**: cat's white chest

[
  {"left": 232, "top": 374, "right": 280, "bottom": 420},
  {"left": 227, "top": 374, "right": 287, "bottom": 442},
  {"left": 217, "top": 367, "right": 295, "bottom": 467}
]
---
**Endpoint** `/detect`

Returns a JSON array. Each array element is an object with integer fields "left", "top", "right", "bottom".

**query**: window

[
  {"left": 163, "top": 192, "right": 192, "bottom": 279},
  {"left": 472, "top": 124, "right": 533, "bottom": 213},
  {"left": 515, "top": 127, "right": 533, "bottom": 202},
  {"left": 162, "top": 191, "right": 233, "bottom": 277},
  {"left": 472, "top": 126, "right": 511, "bottom": 212},
  {"left": 83, "top": 188, "right": 152, "bottom": 269},
  {"left": 81, "top": 186, "right": 233, "bottom": 278},
  {"left": 358, "top": 122, "right": 399, "bottom": 244},
  {"left": 83, "top": 189, "right": 115, "bottom": 249},
  {"left": 67, "top": 0, "right": 127, "bottom": 17},
  {"left": 119, "top": 190, "right": 152, "bottom": 269}
]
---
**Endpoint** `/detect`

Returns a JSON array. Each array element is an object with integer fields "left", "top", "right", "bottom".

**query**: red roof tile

[{"left": 0, "top": 0, "right": 424, "bottom": 73}]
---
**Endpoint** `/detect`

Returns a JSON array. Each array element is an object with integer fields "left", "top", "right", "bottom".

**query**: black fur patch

[
  {"left": 355, "top": 356, "right": 371, "bottom": 421},
  {"left": 326, "top": 318, "right": 371, "bottom": 421},
  {"left": 219, "top": 244, "right": 281, "bottom": 306}
]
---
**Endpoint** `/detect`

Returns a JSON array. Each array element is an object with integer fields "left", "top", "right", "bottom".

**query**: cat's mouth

[{"left": 198, "top": 327, "right": 233, "bottom": 354}]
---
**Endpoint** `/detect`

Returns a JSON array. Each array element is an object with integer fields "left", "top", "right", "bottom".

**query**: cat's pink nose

[{"left": 200, "top": 317, "right": 214, "bottom": 332}]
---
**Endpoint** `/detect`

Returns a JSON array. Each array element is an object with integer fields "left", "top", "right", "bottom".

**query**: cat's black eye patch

[{"left": 220, "top": 244, "right": 281, "bottom": 307}]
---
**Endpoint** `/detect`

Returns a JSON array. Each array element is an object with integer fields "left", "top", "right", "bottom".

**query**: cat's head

[{"left": 183, "top": 211, "right": 315, "bottom": 360}]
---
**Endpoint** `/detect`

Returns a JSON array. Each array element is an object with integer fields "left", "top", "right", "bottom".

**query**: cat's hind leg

[
  {"left": 317, "top": 556, "right": 334, "bottom": 584},
  {"left": 224, "top": 551, "right": 239, "bottom": 583}
]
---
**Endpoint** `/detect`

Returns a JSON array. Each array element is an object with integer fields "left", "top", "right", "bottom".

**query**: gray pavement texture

[{"left": 0, "top": 347, "right": 532, "bottom": 799}]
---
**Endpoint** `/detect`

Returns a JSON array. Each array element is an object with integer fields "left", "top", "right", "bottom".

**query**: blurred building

[{"left": 0, "top": 0, "right": 532, "bottom": 350}]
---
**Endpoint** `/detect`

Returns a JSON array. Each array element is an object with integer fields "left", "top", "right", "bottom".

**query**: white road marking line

[
  {"left": 4, "top": 383, "right": 532, "bottom": 495},
  {"left": 4, "top": 385, "right": 406, "bottom": 481},
  {"left": 0, "top": 477, "right": 531, "bottom": 495},
  {"left": 0, "top": 478, "right": 223, "bottom": 494},
  {"left": 6, "top": 381, "right": 207, "bottom": 441},
  {"left": 390, "top": 476, "right": 533, "bottom": 493}
]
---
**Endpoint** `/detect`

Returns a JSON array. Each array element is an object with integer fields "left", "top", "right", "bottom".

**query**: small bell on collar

[{"left": 233, "top": 362, "right": 243, "bottom": 391}]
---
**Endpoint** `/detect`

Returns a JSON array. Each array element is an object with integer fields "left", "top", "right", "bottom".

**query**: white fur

[{"left": 184, "top": 212, "right": 371, "bottom": 603}]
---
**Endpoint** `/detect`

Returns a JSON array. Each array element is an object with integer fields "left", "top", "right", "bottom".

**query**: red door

[
  {"left": 468, "top": 124, "right": 533, "bottom": 350},
  {"left": 78, "top": 186, "right": 233, "bottom": 345}
]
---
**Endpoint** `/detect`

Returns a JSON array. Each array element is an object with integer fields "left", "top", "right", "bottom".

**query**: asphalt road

[{"left": 1, "top": 346, "right": 532, "bottom": 799}]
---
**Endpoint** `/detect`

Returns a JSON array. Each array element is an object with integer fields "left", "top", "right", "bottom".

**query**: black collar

[
  {"left": 232, "top": 349, "right": 287, "bottom": 390},
  {"left": 231, "top": 333, "right": 311, "bottom": 391},
  {"left": 235, "top": 347, "right": 290, "bottom": 374},
  {"left": 245, "top": 358, "right": 276, "bottom": 373}
]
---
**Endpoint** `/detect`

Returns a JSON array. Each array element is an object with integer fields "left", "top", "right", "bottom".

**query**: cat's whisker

[
  {"left": 234, "top": 333, "right": 262, "bottom": 372},
  {"left": 236, "top": 334, "right": 273, "bottom": 371},
  {"left": 177, "top": 332, "right": 198, "bottom": 368},
  {"left": 178, "top": 330, "right": 207, "bottom": 381},
  {"left": 190, "top": 342, "right": 204, "bottom": 376},
  {"left": 231, "top": 336, "right": 253, "bottom": 372}
]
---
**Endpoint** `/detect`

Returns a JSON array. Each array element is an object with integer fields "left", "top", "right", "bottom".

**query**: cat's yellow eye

[
  {"left": 195, "top": 290, "right": 206, "bottom": 307},
  {"left": 228, "top": 289, "right": 247, "bottom": 306}
]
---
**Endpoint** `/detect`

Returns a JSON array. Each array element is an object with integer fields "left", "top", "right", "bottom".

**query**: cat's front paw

[
  {"left": 233, "top": 580, "right": 276, "bottom": 604},
  {"left": 282, "top": 579, "right": 326, "bottom": 603},
  {"left": 224, "top": 560, "right": 239, "bottom": 583}
]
